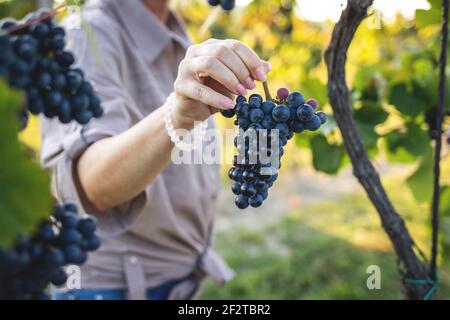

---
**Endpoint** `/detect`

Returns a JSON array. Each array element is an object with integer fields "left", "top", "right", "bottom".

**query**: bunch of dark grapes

[
  {"left": 208, "top": 0, "right": 236, "bottom": 11},
  {"left": 0, "top": 204, "right": 101, "bottom": 300},
  {"left": 0, "top": 11, "right": 103, "bottom": 128},
  {"left": 222, "top": 87, "right": 328, "bottom": 209}
]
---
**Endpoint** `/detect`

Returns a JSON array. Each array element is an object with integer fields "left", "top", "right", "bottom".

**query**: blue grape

[
  {"left": 66, "top": 70, "right": 83, "bottom": 92},
  {"left": 44, "top": 248, "right": 65, "bottom": 267},
  {"left": 238, "top": 116, "right": 251, "bottom": 130},
  {"left": 75, "top": 110, "right": 94, "bottom": 125},
  {"left": 58, "top": 229, "right": 83, "bottom": 246},
  {"left": 86, "top": 234, "right": 102, "bottom": 251},
  {"left": 231, "top": 182, "right": 242, "bottom": 195},
  {"left": 305, "top": 114, "right": 322, "bottom": 131},
  {"left": 236, "top": 95, "right": 246, "bottom": 103},
  {"left": 243, "top": 170, "right": 256, "bottom": 183},
  {"left": 249, "top": 95, "right": 262, "bottom": 109},
  {"left": 30, "top": 23, "right": 50, "bottom": 38},
  {"left": 220, "top": 0, "right": 236, "bottom": 10},
  {"left": 262, "top": 115, "right": 275, "bottom": 130},
  {"left": 221, "top": 108, "right": 235, "bottom": 118},
  {"left": 288, "top": 92, "right": 305, "bottom": 107},
  {"left": 241, "top": 183, "right": 257, "bottom": 197},
  {"left": 50, "top": 268, "right": 68, "bottom": 286},
  {"left": 249, "top": 108, "right": 264, "bottom": 123},
  {"left": 63, "top": 245, "right": 87, "bottom": 264},
  {"left": 60, "top": 214, "right": 78, "bottom": 229},
  {"left": 235, "top": 195, "right": 250, "bottom": 209},
  {"left": 71, "top": 94, "right": 89, "bottom": 111},
  {"left": 290, "top": 120, "right": 305, "bottom": 133},
  {"left": 316, "top": 111, "right": 328, "bottom": 124},
  {"left": 64, "top": 202, "right": 78, "bottom": 213},
  {"left": 297, "top": 103, "right": 314, "bottom": 122},
  {"left": 236, "top": 101, "right": 250, "bottom": 118},
  {"left": 274, "top": 122, "right": 289, "bottom": 138},
  {"left": 55, "top": 51, "right": 74, "bottom": 68},
  {"left": 272, "top": 105, "right": 290, "bottom": 122},
  {"left": 249, "top": 195, "right": 264, "bottom": 208},
  {"left": 261, "top": 100, "right": 276, "bottom": 116}
]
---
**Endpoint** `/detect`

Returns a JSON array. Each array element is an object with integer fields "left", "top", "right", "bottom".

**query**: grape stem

[
  {"left": 0, "top": 2, "right": 67, "bottom": 36},
  {"left": 262, "top": 81, "right": 272, "bottom": 101}
]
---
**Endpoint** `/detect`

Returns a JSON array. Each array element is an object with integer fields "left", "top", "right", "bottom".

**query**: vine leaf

[
  {"left": 385, "top": 123, "right": 430, "bottom": 164},
  {"left": 354, "top": 101, "right": 388, "bottom": 126},
  {"left": 406, "top": 149, "right": 433, "bottom": 203},
  {"left": 310, "top": 135, "right": 345, "bottom": 174},
  {"left": 0, "top": 81, "right": 52, "bottom": 248},
  {"left": 415, "top": 0, "right": 443, "bottom": 28},
  {"left": 441, "top": 186, "right": 450, "bottom": 217},
  {"left": 388, "top": 83, "right": 428, "bottom": 117}
]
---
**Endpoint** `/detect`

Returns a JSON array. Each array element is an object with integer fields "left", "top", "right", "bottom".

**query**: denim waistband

[{"left": 52, "top": 278, "right": 184, "bottom": 300}]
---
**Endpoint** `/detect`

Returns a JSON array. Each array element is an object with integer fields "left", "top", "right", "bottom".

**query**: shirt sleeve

[{"left": 40, "top": 15, "right": 147, "bottom": 234}]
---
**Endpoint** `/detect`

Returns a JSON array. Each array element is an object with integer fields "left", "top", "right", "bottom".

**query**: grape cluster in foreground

[
  {"left": 0, "top": 11, "right": 103, "bottom": 126},
  {"left": 207, "top": 0, "right": 236, "bottom": 11},
  {"left": 0, "top": 204, "right": 101, "bottom": 300},
  {"left": 222, "top": 88, "right": 328, "bottom": 209}
]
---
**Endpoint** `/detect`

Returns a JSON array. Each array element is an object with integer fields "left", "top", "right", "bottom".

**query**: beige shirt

[{"left": 40, "top": 0, "right": 233, "bottom": 299}]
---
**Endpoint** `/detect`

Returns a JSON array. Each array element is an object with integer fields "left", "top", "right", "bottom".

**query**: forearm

[{"left": 76, "top": 105, "right": 193, "bottom": 211}]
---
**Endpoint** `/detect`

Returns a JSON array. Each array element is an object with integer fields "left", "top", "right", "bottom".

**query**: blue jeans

[{"left": 52, "top": 279, "right": 182, "bottom": 300}]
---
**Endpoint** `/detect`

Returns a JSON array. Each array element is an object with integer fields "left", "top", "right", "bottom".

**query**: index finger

[{"left": 225, "top": 40, "right": 267, "bottom": 82}]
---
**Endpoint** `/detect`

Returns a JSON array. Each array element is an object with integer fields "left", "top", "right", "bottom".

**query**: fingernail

[
  {"left": 255, "top": 66, "right": 267, "bottom": 82},
  {"left": 264, "top": 61, "right": 272, "bottom": 72},
  {"left": 236, "top": 84, "right": 247, "bottom": 96},
  {"left": 244, "top": 77, "right": 256, "bottom": 89},
  {"left": 221, "top": 97, "right": 235, "bottom": 109}
]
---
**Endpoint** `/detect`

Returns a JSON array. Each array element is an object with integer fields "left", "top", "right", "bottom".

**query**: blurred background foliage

[{"left": 1, "top": 0, "right": 449, "bottom": 298}]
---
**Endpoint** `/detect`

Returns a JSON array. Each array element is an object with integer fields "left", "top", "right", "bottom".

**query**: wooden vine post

[{"left": 324, "top": 0, "right": 438, "bottom": 299}]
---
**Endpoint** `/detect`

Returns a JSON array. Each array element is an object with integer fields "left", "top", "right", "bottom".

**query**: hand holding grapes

[{"left": 172, "top": 39, "right": 271, "bottom": 128}]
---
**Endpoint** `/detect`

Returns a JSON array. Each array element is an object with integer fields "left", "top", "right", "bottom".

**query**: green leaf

[
  {"left": 356, "top": 122, "right": 379, "bottom": 149},
  {"left": 301, "top": 77, "right": 328, "bottom": 107},
  {"left": 354, "top": 101, "right": 388, "bottom": 126},
  {"left": 402, "top": 123, "right": 430, "bottom": 156},
  {"left": 441, "top": 186, "right": 450, "bottom": 217},
  {"left": 0, "top": 81, "right": 52, "bottom": 247},
  {"left": 388, "top": 83, "right": 428, "bottom": 117},
  {"left": 412, "top": 59, "right": 434, "bottom": 85},
  {"left": 415, "top": 0, "right": 442, "bottom": 28},
  {"left": 310, "top": 135, "right": 345, "bottom": 175},
  {"left": 352, "top": 66, "right": 378, "bottom": 92},
  {"left": 406, "top": 149, "right": 433, "bottom": 203},
  {"left": 383, "top": 123, "right": 430, "bottom": 163}
]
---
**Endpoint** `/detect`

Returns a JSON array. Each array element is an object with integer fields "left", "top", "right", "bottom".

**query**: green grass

[{"left": 200, "top": 181, "right": 450, "bottom": 300}]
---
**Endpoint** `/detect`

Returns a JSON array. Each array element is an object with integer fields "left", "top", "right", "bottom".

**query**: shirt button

[{"left": 129, "top": 256, "right": 138, "bottom": 265}]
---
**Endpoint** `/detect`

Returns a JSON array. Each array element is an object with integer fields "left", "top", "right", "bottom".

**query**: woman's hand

[{"left": 172, "top": 39, "right": 271, "bottom": 128}]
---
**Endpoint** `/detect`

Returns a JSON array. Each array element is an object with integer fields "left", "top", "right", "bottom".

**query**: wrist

[
  {"left": 171, "top": 94, "right": 196, "bottom": 130},
  {"left": 163, "top": 93, "right": 209, "bottom": 152},
  {"left": 171, "top": 110, "right": 196, "bottom": 130}
]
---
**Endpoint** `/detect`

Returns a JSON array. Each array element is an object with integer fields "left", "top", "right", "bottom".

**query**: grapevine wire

[
  {"left": 430, "top": 0, "right": 448, "bottom": 283},
  {"left": 405, "top": 0, "right": 448, "bottom": 300}
]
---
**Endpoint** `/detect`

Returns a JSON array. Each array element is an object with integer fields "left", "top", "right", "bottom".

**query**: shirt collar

[{"left": 108, "top": 0, "right": 190, "bottom": 65}]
